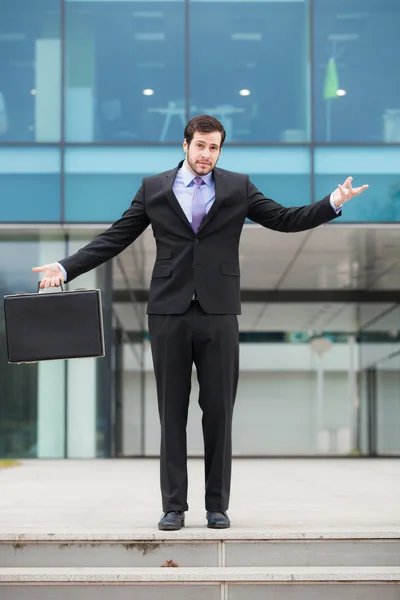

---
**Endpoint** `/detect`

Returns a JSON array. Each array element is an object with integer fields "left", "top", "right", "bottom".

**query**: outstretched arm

[
  {"left": 247, "top": 176, "right": 368, "bottom": 232},
  {"left": 33, "top": 185, "right": 150, "bottom": 287}
]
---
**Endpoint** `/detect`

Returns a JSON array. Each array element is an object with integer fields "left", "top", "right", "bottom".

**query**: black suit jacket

[{"left": 59, "top": 161, "right": 340, "bottom": 314}]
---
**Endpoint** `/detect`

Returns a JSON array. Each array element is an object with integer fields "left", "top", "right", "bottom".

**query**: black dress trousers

[{"left": 148, "top": 300, "right": 239, "bottom": 512}]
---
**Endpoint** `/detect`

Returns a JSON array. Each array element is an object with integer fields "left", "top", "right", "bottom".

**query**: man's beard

[{"left": 187, "top": 153, "right": 216, "bottom": 176}]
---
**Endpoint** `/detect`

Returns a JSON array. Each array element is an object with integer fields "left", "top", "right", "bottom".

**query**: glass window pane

[
  {"left": 313, "top": 0, "right": 400, "bottom": 143},
  {"left": 315, "top": 147, "right": 400, "bottom": 222},
  {"left": 0, "top": 148, "right": 61, "bottom": 222},
  {"left": 64, "top": 147, "right": 183, "bottom": 222},
  {"left": 359, "top": 304, "right": 400, "bottom": 455},
  {"left": 220, "top": 147, "right": 312, "bottom": 208},
  {"left": 0, "top": 235, "right": 66, "bottom": 458},
  {"left": 64, "top": 146, "right": 311, "bottom": 223},
  {"left": 0, "top": 0, "right": 61, "bottom": 142},
  {"left": 190, "top": 0, "right": 310, "bottom": 143},
  {"left": 0, "top": 233, "right": 116, "bottom": 458},
  {"left": 65, "top": 0, "right": 185, "bottom": 143}
]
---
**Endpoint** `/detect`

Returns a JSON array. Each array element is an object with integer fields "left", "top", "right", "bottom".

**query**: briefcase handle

[{"left": 37, "top": 282, "right": 64, "bottom": 292}]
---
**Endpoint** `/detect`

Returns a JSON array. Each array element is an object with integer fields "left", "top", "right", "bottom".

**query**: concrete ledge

[
  {"left": 1, "top": 530, "right": 400, "bottom": 543},
  {"left": 1, "top": 460, "right": 400, "bottom": 536},
  {"left": 1, "top": 567, "right": 400, "bottom": 584}
]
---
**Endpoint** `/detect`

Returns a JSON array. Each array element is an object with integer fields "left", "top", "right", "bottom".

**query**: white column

[
  {"left": 316, "top": 358, "right": 328, "bottom": 453},
  {"left": 35, "top": 39, "right": 61, "bottom": 142},
  {"left": 66, "top": 241, "right": 97, "bottom": 458},
  {"left": 310, "top": 337, "right": 332, "bottom": 453},
  {"left": 36, "top": 240, "right": 66, "bottom": 458},
  {"left": 348, "top": 334, "right": 358, "bottom": 452}
]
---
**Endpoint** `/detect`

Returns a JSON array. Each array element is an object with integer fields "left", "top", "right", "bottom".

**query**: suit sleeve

[
  {"left": 58, "top": 184, "right": 150, "bottom": 283},
  {"left": 246, "top": 177, "right": 341, "bottom": 232}
]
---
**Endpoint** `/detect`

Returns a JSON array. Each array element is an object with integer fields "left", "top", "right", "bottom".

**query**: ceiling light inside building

[
  {"left": 143, "top": 89, "right": 155, "bottom": 96},
  {"left": 336, "top": 12, "right": 368, "bottom": 19},
  {"left": 239, "top": 89, "right": 251, "bottom": 96},
  {"left": 231, "top": 33, "right": 262, "bottom": 41},
  {"left": 138, "top": 62, "right": 165, "bottom": 69},
  {"left": 132, "top": 11, "right": 163, "bottom": 18},
  {"left": 134, "top": 33, "right": 164, "bottom": 42},
  {"left": 328, "top": 33, "right": 359, "bottom": 41},
  {"left": 336, "top": 89, "right": 347, "bottom": 96}
]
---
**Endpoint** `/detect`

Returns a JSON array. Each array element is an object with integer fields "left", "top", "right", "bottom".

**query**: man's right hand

[{"left": 32, "top": 264, "right": 65, "bottom": 289}]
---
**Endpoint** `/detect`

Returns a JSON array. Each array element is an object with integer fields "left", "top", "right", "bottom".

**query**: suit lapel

[{"left": 163, "top": 163, "right": 193, "bottom": 232}]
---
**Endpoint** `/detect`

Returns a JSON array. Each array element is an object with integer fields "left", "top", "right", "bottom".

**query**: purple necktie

[{"left": 191, "top": 176, "right": 206, "bottom": 233}]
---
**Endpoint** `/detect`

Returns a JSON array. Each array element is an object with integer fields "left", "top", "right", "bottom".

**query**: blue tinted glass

[
  {"left": 0, "top": 148, "right": 60, "bottom": 222},
  {"left": 0, "top": 0, "right": 61, "bottom": 142},
  {"left": 313, "top": 0, "right": 400, "bottom": 143},
  {"left": 249, "top": 174, "right": 312, "bottom": 208},
  {"left": 190, "top": 0, "right": 310, "bottom": 143},
  {"left": 65, "top": 1, "right": 185, "bottom": 143},
  {"left": 65, "top": 174, "right": 144, "bottom": 222},
  {"left": 64, "top": 147, "right": 183, "bottom": 222},
  {"left": 315, "top": 147, "right": 400, "bottom": 222},
  {"left": 64, "top": 146, "right": 311, "bottom": 222},
  {"left": 219, "top": 147, "right": 312, "bottom": 208}
]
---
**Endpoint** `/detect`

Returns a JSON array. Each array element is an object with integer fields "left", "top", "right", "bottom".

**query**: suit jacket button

[{"left": 194, "top": 238, "right": 199, "bottom": 243}]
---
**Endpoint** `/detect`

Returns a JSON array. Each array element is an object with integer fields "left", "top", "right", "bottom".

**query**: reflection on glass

[
  {"left": 0, "top": 237, "right": 66, "bottom": 458},
  {"left": 190, "top": 0, "right": 310, "bottom": 142},
  {"left": 0, "top": 0, "right": 61, "bottom": 142},
  {"left": 376, "top": 363, "right": 400, "bottom": 455},
  {"left": 0, "top": 279, "right": 38, "bottom": 457},
  {"left": 65, "top": 1, "right": 185, "bottom": 142},
  {"left": 313, "top": 0, "right": 400, "bottom": 143},
  {"left": 359, "top": 303, "right": 400, "bottom": 455}
]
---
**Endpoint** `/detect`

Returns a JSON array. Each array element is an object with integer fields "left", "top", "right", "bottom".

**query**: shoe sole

[{"left": 207, "top": 523, "right": 230, "bottom": 529}]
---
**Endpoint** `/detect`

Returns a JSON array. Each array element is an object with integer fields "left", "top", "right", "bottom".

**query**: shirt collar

[{"left": 180, "top": 161, "right": 213, "bottom": 188}]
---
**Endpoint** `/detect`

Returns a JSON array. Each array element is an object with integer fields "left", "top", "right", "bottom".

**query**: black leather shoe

[
  {"left": 206, "top": 511, "right": 230, "bottom": 529},
  {"left": 158, "top": 511, "right": 185, "bottom": 531}
]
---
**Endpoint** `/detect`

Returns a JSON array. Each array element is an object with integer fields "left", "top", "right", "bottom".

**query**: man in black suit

[{"left": 33, "top": 115, "right": 368, "bottom": 530}]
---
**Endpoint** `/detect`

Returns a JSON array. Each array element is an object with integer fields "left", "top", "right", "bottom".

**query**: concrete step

[
  {"left": 0, "top": 567, "right": 399, "bottom": 600},
  {"left": 1, "top": 532, "right": 399, "bottom": 568},
  {"left": 1, "top": 565, "right": 400, "bottom": 582}
]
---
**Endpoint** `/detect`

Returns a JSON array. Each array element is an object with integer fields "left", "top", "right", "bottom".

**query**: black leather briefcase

[{"left": 4, "top": 287, "right": 105, "bottom": 364}]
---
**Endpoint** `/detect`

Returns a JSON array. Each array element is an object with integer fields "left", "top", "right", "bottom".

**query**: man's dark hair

[{"left": 184, "top": 114, "right": 226, "bottom": 148}]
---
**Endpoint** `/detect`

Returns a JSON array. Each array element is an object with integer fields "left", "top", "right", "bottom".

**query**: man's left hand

[{"left": 332, "top": 176, "right": 369, "bottom": 208}]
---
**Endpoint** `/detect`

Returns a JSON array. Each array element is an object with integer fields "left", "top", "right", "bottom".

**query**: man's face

[{"left": 183, "top": 131, "right": 222, "bottom": 176}]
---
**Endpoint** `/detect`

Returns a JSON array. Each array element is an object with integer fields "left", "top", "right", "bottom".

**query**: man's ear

[{"left": 183, "top": 138, "right": 188, "bottom": 153}]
